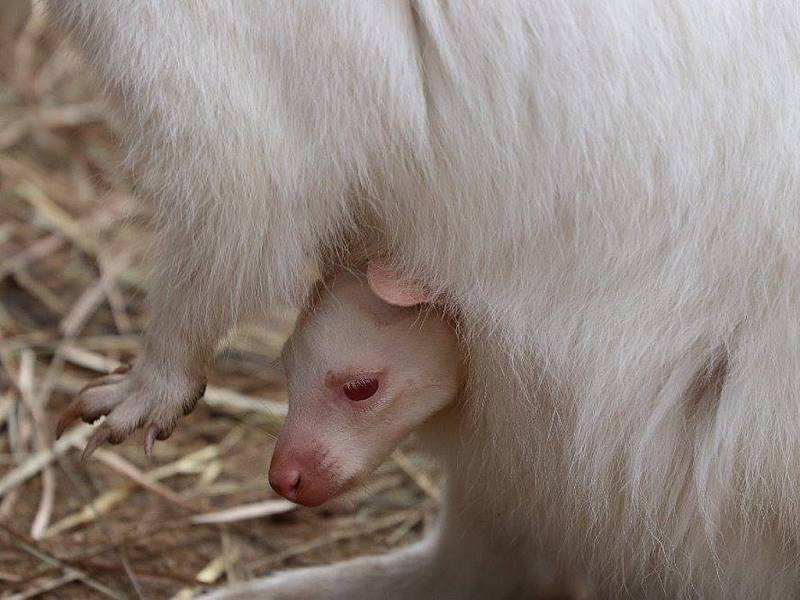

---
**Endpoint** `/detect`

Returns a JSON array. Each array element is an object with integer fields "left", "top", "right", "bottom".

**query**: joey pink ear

[{"left": 366, "top": 259, "right": 431, "bottom": 307}]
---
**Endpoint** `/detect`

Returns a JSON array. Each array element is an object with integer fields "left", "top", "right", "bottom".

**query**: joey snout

[{"left": 268, "top": 441, "right": 336, "bottom": 507}]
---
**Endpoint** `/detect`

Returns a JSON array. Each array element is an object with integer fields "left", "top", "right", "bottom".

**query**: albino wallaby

[{"left": 49, "top": 2, "right": 800, "bottom": 597}]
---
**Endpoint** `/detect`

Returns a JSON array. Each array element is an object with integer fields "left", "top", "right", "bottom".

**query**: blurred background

[{"left": 0, "top": 3, "right": 438, "bottom": 598}]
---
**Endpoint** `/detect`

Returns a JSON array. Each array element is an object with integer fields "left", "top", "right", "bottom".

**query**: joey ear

[{"left": 366, "top": 259, "right": 431, "bottom": 307}]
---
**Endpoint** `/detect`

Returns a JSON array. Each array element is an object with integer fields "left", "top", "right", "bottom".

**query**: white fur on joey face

[{"left": 269, "top": 269, "right": 461, "bottom": 507}]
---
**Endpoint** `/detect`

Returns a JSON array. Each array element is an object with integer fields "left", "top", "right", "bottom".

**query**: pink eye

[{"left": 342, "top": 377, "right": 379, "bottom": 402}]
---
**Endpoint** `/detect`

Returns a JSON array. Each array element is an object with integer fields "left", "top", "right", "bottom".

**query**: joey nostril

[{"left": 269, "top": 467, "right": 302, "bottom": 501}]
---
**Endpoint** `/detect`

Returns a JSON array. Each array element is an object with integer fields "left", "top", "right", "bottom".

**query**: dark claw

[
  {"left": 144, "top": 419, "right": 178, "bottom": 456},
  {"left": 56, "top": 400, "right": 83, "bottom": 439},
  {"left": 82, "top": 426, "right": 111, "bottom": 461},
  {"left": 144, "top": 425, "right": 158, "bottom": 457}
]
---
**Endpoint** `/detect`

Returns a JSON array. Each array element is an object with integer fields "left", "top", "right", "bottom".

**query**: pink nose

[{"left": 269, "top": 467, "right": 302, "bottom": 502}]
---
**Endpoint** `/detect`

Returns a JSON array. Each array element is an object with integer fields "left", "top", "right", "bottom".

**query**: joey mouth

[
  {"left": 268, "top": 447, "right": 380, "bottom": 507},
  {"left": 268, "top": 445, "right": 341, "bottom": 507},
  {"left": 297, "top": 472, "right": 372, "bottom": 507},
  {"left": 270, "top": 470, "right": 352, "bottom": 507},
  {"left": 290, "top": 481, "right": 336, "bottom": 508}
]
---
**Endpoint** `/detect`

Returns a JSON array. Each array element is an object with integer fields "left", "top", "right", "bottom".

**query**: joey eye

[{"left": 342, "top": 377, "right": 379, "bottom": 402}]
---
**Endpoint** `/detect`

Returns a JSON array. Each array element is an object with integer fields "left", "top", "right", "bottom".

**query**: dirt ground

[{"left": 0, "top": 4, "right": 438, "bottom": 598}]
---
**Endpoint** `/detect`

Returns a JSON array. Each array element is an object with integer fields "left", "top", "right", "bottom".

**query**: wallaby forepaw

[{"left": 56, "top": 363, "right": 206, "bottom": 457}]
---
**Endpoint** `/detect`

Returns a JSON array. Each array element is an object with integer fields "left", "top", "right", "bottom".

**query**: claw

[
  {"left": 56, "top": 400, "right": 83, "bottom": 439},
  {"left": 82, "top": 425, "right": 111, "bottom": 461},
  {"left": 144, "top": 424, "right": 174, "bottom": 456},
  {"left": 144, "top": 425, "right": 158, "bottom": 457}
]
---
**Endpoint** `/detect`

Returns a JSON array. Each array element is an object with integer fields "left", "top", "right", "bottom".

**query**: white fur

[{"left": 48, "top": 1, "right": 800, "bottom": 597}]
